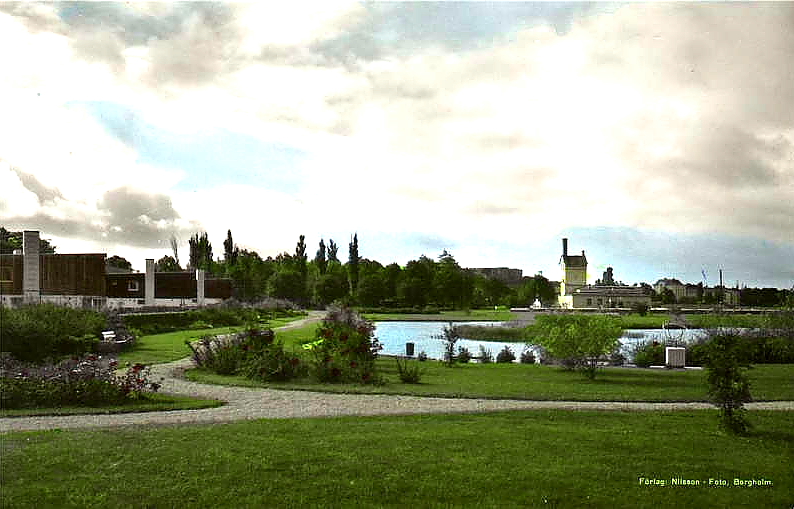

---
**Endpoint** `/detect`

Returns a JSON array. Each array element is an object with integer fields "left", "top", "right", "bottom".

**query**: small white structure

[
  {"left": 531, "top": 298, "right": 542, "bottom": 309},
  {"left": 665, "top": 347, "right": 686, "bottom": 368}
]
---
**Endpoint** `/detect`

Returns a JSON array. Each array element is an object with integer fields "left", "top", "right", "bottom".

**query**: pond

[{"left": 373, "top": 322, "right": 710, "bottom": 363}]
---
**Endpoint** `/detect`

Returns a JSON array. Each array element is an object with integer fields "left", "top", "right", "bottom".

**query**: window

[{"left": 127, "top": 280, "right": 139, "bottom": 292}]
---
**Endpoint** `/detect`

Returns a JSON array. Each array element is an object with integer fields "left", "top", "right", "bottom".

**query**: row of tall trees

[{"left": 176, "top": 230, "right": 556, "bottom": 309}]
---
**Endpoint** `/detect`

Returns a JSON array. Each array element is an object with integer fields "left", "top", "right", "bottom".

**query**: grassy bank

[
  {"left": 364, "top": 308, "right": 516, "bottom": 322},
  {"left": 3, "top": 411, "right": 791, "bottom": 508},
  {"left": 118, "top": 315, "right": 308, "bottom": 365},
  {"left": 0, "top": 393, "right": 222, "bottom": 418},
  {"left": 186, "top": 361, "right": 794, "bottom": 402}
]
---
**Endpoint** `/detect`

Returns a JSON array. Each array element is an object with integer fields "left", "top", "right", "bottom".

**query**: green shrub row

[
  {"left": 122, "top": 308, "right": 301, "bottom": 336},
  {"left": 0, "top": 304, "right": 107, "bottom": 363}
]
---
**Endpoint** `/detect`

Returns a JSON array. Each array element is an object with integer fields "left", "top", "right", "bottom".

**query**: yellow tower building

[{"left": 558, "top": 238, "right": 587, "bottom": 308}]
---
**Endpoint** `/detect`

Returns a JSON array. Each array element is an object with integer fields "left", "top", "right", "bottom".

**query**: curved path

[{"left": 2, "top": 313, "right": 792, "bottom": 432}]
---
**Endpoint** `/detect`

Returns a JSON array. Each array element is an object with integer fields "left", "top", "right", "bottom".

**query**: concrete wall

[
  {"left": 145, "top": 259, "right": 155, "bottom": 306},
  {"left": 23, "top": 230, "right": 40, "bottom": 303}
]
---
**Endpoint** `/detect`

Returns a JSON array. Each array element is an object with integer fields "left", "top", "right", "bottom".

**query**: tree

[
  {"left": 188, "top": 232, "right": 213, "bottom": 271},
  {"left": 315, "top": 264, "right": 349, "bottom": 307},
  {"left": 155, "top": 255, "right": 180, "bottom": 272},
  {"left": 705, "top": 331, "right": 752, "bottom": 434},
  {"left": 327, "top": 239, "right": 339, "bottom": 263},
  {"left": 315, "top": 238, "right": 328, "bottom": 275},
  {"left": 398, "top": 256, "right": 435, "bottom": 308},
  {"left": 348, "top": 233, "right": 360, "bottom": 296},
  {"left": 169, "top": 234, "right": 180, "bottom": 268},
  {"left": 227, "top": 249, "right": 274, "bottom": 302},
  {"left": 531, "top": 315, "right": 623, "bottom": 379},
  {"left": 267, "top": 268, "right": 304, "bottom": 302},
  {"left": 0, "top": 228, "right": 56, "bottom": 254},
  {"left": 106, "top": 255, "right": 132, "bottom": 272},
  {"left": 223, "top": 229, "right": 238, "bottom": 266}
]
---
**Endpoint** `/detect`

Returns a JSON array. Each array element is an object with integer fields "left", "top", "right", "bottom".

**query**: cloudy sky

[{"left": 1, "top": 2, "right": 792, "bottom": 288}]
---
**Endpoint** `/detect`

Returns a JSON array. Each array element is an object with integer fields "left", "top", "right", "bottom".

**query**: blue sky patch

[{"left": 70, "top": 101, "right": 308, "bottom": 193}]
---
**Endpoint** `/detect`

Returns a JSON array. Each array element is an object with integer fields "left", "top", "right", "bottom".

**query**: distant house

[
  {"left": 0, "top": 230, "right": 231, "bottom": 309},
  {"left": 557, "top": 238, "right": 651, "bottom": 309},
  {"left": 558, "top": 238, "right": 588, "bottom": 308}
]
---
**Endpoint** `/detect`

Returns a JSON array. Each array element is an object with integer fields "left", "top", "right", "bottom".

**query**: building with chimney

[
  {"left": 557, "top": 237, "right": 652, "bottom": 309},
  {"left": 558, "top": 237, "right": 588, "bottom": 308}
]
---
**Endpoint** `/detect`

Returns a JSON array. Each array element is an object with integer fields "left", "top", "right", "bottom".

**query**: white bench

[{"left": 101, "top": 330, "right": 116, "bottom": 341}]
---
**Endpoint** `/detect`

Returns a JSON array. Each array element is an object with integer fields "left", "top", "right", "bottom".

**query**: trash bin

[{"left": 406, "top": 342, "right": 415, "bottom": 357}]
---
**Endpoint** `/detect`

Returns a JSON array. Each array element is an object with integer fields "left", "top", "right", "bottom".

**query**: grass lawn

[
  {"left": 186, "top": 360, "right": 794, "bottom": 402},
  {"left": 2, "top": 410, "right": 791, "bottom": 508},
  {"left": 118, "top": 315, "right": 309, "bottom": 366},
  {"left": 0, "top": 393, "right": 223, "bottom": 418},
  {"left": 364, "top": 308, "right": 517, "bottom": 322}
]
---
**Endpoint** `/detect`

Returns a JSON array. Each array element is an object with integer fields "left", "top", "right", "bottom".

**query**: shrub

[
  {"left": 496, "top": 345, "right": 516, "bottom": 363},
  {"left": 435, "top": 323, "right": 461, "bottom": 367},
  {"left": 520, "top": 349, "right": 536, "bottom": 364},
  {"left": 631, "top": 341, "right": 665, "bottom": 368},
  {"left": 456, "top": 346, "right": 472, "bottom": 363},
  {"left": 395, "top": 358, "right": 423, "bottom": 383},
  {"left": 0, "top": 304, "right": 107, "bottom": 363},
  {"left": 417, "top": 351, "right": 428, "bottom": 362},
  {"left": 478, "top": 345, "right": 493, "bottom": 364},
  {"left": 632, "top": 302, "right": 650, "bottom": 316},
  {"left": 704, "top": 331, "right": 752, "bottom": 434},
  {"left": 241, "top": 346, "right": 305, "bottom": 382},
  {"left": 530, "top": 315, "right": 623, "bottom": 379},
  {"left": 307, "top": 306, "right": 382, "bottom": 384}
]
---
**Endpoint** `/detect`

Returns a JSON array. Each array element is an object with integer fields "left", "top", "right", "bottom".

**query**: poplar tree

[
  {"left": 348, "top": 233, "right": 360, "bottom": 295},
  {"left": 315, "top": 238, "right": 328, "bottom": 275}
]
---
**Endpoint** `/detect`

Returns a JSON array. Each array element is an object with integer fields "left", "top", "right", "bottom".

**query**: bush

[
  {"left": 395, "top": 358, "right": 423, "bottom": 383},
  {"left": 307, "top": 306, "right": 382, "bottom": 384},
  {"left": 241, "top": 346, "right": 305, "bottom": 382},
  {"left": 496, "top": 345, "right": 516, "bottom": 363},
  {"left": 0, "top": 354, "right": 161, "bottom": 409},
  {"left": 456, "top": 346, "right": 472, "bottom": 363},
  {"left": 704, "top": 332, "right": 752, "bottom": 434},
  {"left": 631, "top": 341, "right": 665, "bottom": 368},
  {"left": 0, "top": 304, "right": 107, "bottom": 363},
  {"left": 520, "top": 349, "right": 536, "bottom": 364},
  {"left": 632, "top": 302, "right": 650, "bottom": 316},
  {"left": 417, "top": 351, "right": 428, "bottom": 362},
  {"left": 530, "top": 315, "right": 623, "bottom": 379},
  {"left": 186, "top": 328, "right": 304, "bottom": 381},
  {"left": 435, "top": 323, "right": 461, "bottom": 367},
  {"left": 478, "top": 345, "right": 493, "bottom": 364}
]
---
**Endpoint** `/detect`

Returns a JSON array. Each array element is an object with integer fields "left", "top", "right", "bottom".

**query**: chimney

[
  {"left": 145, "top": 258, "right": 155, "bottom": 306},
  {"left": 22, "top": 231, "right": 40, "bottom": 303},
  {"left": 562, "top": 238, "right": 568, "bottom": 257}
]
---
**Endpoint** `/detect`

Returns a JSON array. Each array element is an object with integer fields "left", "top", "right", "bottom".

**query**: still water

[{"left": 373, "top": 321, "right": 709, "bottom": 362}]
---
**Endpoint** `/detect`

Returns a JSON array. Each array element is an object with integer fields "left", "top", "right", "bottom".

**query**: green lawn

[
  {"left": 119, "top": 315, "right": 308, "bottom": 365},
  {"left": 2, "top": 411, "right": 791, "bottom": 508},
  {"left": 0, "top": 393, "right": 223, "bottom": 418},
  {"left": 186, "top": 361, "right": 794, "bottom": 402}
]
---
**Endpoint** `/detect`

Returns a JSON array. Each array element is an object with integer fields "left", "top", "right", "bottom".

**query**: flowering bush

[
  {"left": 307, "top": 306, "right": 382, "bottom": 384},
  {"left": 186, "top": 328, "right": 305, "bottom": 381},
  {"left": 0, "top": 354, "right": 161, "bottom": 409}
]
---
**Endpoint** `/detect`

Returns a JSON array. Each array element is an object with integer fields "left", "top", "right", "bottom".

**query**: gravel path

[{"left": 2, "top": 313, "right": 792, "bottom": 432}]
